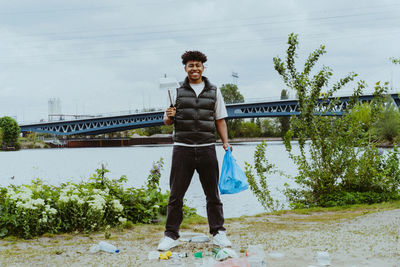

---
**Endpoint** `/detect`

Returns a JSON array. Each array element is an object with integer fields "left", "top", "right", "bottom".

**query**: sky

[{"left": 0, "top": 0, "right": 399, "bottom": 123}]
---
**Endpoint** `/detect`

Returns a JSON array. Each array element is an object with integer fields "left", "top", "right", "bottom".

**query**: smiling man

[{"left": 158, "top": 50, "right": 232, "bottom": 251}]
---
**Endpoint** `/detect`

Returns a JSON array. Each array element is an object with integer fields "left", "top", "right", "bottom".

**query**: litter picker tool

[{"left": 168, "top": 89, "right": 174, "bottom": 108}]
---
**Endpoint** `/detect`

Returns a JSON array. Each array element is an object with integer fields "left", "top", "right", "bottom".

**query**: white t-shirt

[{"left": 164, "top": 81, "right": 228, "bottom": 147}]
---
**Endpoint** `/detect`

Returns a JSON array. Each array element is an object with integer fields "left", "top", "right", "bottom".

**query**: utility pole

[{"left": 232, "top": 71, "right": 239, "bottom": 85}]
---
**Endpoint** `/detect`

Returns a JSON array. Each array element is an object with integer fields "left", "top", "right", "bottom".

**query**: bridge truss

[{"left": 20, "top": 93, "right": 400, "bottom": 136}]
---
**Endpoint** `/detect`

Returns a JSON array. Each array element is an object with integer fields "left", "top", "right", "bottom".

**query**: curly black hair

[{"left": 181, "top": 50, "right": 207, "bottom": 65}]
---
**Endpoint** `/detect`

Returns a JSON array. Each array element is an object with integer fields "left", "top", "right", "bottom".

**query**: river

[{"left": 0, "top": 142, "right": 300, "bottom": 218}]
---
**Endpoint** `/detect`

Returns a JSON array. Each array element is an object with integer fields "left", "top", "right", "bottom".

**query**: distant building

[{"left": 48, "top": 98, "right": 62, "bottom": 121}]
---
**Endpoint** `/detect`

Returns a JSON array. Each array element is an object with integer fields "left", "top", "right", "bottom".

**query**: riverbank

[
  {"left": 1, "top": 201, "right": 399, "bottom": 267},
  {"left": 18, "top": 136, "right": 283, "bottom": 149}
]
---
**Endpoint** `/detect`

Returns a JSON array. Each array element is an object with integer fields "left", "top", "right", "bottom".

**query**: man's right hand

[{"left": 166, "top": 107, "right": 176, "bottom": 118}]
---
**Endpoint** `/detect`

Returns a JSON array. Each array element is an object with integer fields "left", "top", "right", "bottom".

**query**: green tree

[
  {"left": 143, "top": 126, "right": 162, "bottom": 136},
  {"left": 390, "top": 57, "right": 400, "bottom": 65},
  {"left": 272, "top": 33, "right": 399, "bottom": 207},
  {"left": 0, "top": 117, "right": 20, "bottom": 150},
  {"left": 235, "top": 121, "right": 262, "bottom": 137},
  {"left": 278, "top": 89, "right": 290, "bottom": 137},
  {"left": 259, "top": 118, "right": 280, "bottom": 137},
  {"left": 0, "top": 127, "right": 3, "bottom": 147},
  {"left": 220, "top": 83, "right": 244, "bottom": 104},
  {"left": 220, "top": 83, "right": 245, "bottom": 138},
  {"left": 161, "top": 125, "right": 173, "bottom": 134}
]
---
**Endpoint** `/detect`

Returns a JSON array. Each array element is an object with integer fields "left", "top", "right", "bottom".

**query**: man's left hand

[{"left": 223, "top": 143, "right": 232, "bottom": 151}]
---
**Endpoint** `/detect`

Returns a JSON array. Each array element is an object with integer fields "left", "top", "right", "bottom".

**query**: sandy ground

[{"left": 0, "top": 208, "right": 399, "bottom": 267}]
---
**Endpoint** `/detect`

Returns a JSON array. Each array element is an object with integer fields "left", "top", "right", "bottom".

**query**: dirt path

[{"left": 0, "top": 209, "right": 399, "bottom": 267}]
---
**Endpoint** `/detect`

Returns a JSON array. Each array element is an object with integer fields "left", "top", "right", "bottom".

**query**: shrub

[
  {"left": 0, "top": 117, "right": 20, "bottom": 150},
  {"left": 0, "top": 159, "right": 196, "bottom": 238},
  {"left": 372, "top": 101, "right": 400, "bottom": 143}
]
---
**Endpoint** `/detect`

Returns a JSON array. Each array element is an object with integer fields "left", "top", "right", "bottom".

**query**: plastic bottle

[
  {"left": 246, "top": 244, "right": 266, "bottom": 267},
  {"left": 90, "top": 241, "right": 120, "bottom": 253},
  {"left": 171, "top": 252, "right": 188, "bottom": 258}
]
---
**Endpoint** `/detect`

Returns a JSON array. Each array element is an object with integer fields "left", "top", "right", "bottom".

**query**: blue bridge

[{"left": 20, "top": 93, "right": 400, "bottom": 136}]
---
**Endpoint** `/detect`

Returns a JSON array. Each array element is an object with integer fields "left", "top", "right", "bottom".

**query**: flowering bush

[{"left": 0, "top": 158, "right": 195, "bottom": 238}]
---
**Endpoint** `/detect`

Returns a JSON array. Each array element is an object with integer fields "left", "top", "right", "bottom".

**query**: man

[{"left": 157, "top": 50, "right": 232, "bottom": 251}]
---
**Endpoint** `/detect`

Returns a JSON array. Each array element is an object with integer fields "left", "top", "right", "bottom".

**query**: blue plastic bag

[{"left": 219, "top": 149, "right": 249, "bottom": 194}]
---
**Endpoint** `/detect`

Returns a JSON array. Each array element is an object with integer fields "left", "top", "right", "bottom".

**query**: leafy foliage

[
  {"left": 220, "top": 83, "right": 245, "bottom": 138},
  {"left": 0, "top": 128, "right": 3, "bottom": 148},
  {"left": 372, "top": 100, "right": 400, "bottom": 143},
  {"left": 273, "top": 33, "right": 400, "bottom": 207},
  {"left": 258, "top": 118, "right": 281, "bottom": 137},
  {"left": 245, "top": 141, "right": 281, "bottom": 211},
  {"left": 0, "top": 159, "right": 196, "bottom": 238},
  {"left": 0, "top": 116, "right": 20, "bottom": 150},
  {"left": 390, "top": 57, "right": 400, "bottom": 65},
  {"left": 220, "top": 83, "right": 244, "bottom": 104}
]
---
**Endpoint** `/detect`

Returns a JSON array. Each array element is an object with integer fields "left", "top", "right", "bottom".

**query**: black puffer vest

[{"left": 173, "top": 76, "right": 217, "bottom": 144}]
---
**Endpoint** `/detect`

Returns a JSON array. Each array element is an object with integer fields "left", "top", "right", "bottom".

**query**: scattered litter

[
  {"left": 194, "top": 251, "right": 203, "bottom": 259},
  {"left": 316, "top": 251, "right": 331, "bottom": 266},
  {"left": 171, "top": 252, "right": 188, "bottom": 258},
  {"left": 89, "top": 241, "right": 119, "bottom": 254},
  {"left": 160, "top": 251, "right": 172, "bottom": 260},
  {"left": 213, "top": 248, "right": 238, "bottom": 261}
]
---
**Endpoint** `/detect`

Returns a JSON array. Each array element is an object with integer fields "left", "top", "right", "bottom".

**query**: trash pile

[
  {"left": 147, "top": 244, "right": 267, "bottom": 267},
  {"left": 89, "top": 236, "right": 332, "bottom": 266}
]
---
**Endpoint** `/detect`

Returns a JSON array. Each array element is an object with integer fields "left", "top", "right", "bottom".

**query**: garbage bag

[{"left": 219, "top": 149, "right": 249, "bottom": 194}]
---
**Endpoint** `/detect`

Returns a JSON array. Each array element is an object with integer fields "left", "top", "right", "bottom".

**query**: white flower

[
  {"left": 39, "top": 217, "right": 48, "bottom": 223},
  {"left": 35, "top": 185, "right": 43, "bottom": 193},
  {"left": 59, "top": 195, "right": 70, "bottom": 203},
  {"left": 7, "top": 188, "right": 17, "bottom": 200},
  {"left": 70, "top": 195, "right": 80, "bottom": 202},
  {"left": 49, "top": 208, "right": 57, "bottom": 215},
  {"left": 112, "top": 199, "right": 123, "bottom": 212},
  {"left": 88, "top": 194, "right": 106, "bottom": 212},
  {"left": 32, "top": 198, "right": 45, "bottom": 206},
  {"left": 18, "top": 200, "right": 37, "bottom": 210},
  {"left": 44, "top": 205, "right": 58, "bottom": 215},
  {"left": 118, "top": 217, "right": 127, "bottom": 224}
]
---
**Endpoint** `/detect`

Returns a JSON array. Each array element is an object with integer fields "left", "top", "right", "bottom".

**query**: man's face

[{"left": 185, "top": 60, "right": 204, "bottom": 83}]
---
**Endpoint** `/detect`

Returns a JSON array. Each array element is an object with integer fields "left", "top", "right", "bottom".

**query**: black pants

[{"left": 165, "top": 145, "right": 225, "bottom": 240}]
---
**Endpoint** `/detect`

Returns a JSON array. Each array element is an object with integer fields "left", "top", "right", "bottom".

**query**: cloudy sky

[{"left": 0, "top": 0, "right": 399, "bottom": 122}]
